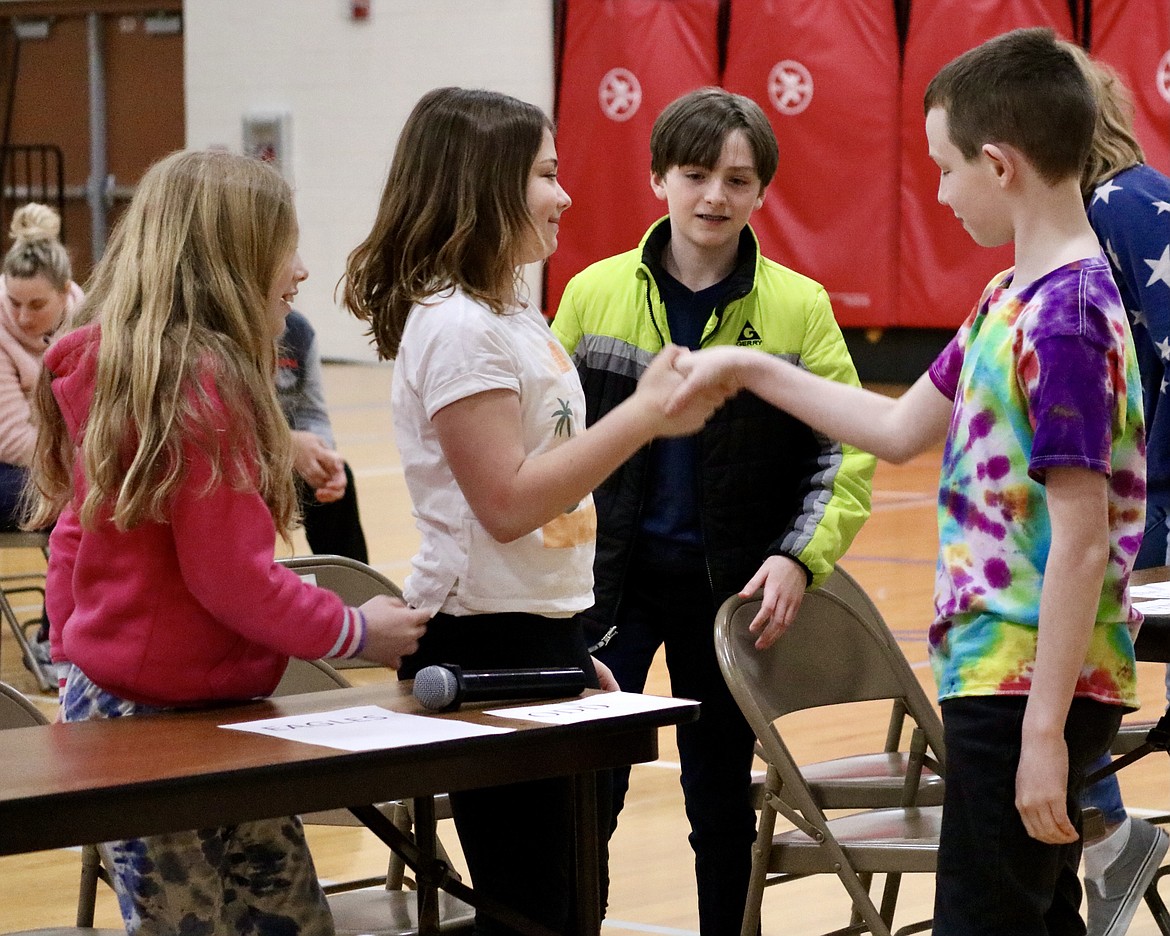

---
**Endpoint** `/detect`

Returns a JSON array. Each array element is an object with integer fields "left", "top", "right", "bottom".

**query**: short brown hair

[
  {"left": 650, "top": 88, "right": 779, "bottom": 187},
  {"left": 923, "top": 27, "right": 1096, "bottom": 186}
]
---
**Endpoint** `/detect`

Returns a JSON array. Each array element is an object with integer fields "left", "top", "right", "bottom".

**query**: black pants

[
  {"left": 0, "top": 462, "right": 26, "bottom": 532},
  {"left": 935, "top": 695, "right": 1123, "bottom": 935},
  {"left": 296, "top": 462, "right": 368, "bottom": 563},
  {"left": 594, "top": 547, "right": 757, "bottom": 936},
  {"left": 399, "top": 611, "right": 612, "bottom": 936}
]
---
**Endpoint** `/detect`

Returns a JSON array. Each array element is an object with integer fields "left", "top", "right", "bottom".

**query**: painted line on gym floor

[{"left": 602, "top": 921, "right": 698, "bottom": 935}]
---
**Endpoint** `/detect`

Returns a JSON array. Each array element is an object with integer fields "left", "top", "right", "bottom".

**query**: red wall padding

[
  {"left": 722, "top": 0, "right": 901, "bottom": 328},
  {"left": 1090, "top": 0, "right": 1170, "bottom": 176},
  {"left": 897, "top": 0, "right": 1076, "bottom": 328},
  {"left": 546, "top": 0, "right": 721, "bottom": 315}
]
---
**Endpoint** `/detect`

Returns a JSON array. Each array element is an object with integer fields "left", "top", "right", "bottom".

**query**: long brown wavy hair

[{"left": 341, "top": 87, "right": 552, "bottom": 359}]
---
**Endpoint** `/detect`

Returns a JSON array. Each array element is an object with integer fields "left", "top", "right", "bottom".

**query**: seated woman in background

[{"left": 0, "top": 202, "right": 81, "bottom": 529}]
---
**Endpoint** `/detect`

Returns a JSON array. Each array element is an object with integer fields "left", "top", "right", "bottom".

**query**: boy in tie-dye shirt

[
  {"left": 667, "top": 28, "right": 1145, "bottom": 935},
  {"left": 927, "top": 262, "right": 1144, "bottom": 710}
]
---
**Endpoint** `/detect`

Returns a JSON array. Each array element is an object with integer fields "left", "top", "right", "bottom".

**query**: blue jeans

[
  {"left": 936, "top": 695, "right": 1122, "bottom": 935},
  {"left": 1081, "top": 527, "right": 1168, "bottom": 826},
  {"left": 594, "top": 546, "right": 757, "bottom": 936}
]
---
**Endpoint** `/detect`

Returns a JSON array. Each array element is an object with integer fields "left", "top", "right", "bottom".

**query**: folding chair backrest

[
  {"left": 715, "top": 587, "right": 944, "bottom": 775},
  {"left": 273, "top": 658, "right": 352, "bottom": 697},
  {"left": 0, "top": 680, "right": 46, "bottom": 729},
  {"left": 819, "top": 564, "right": 889, "bottom": 640},
  {"left": 278, "top": 555, "right": 403, "bottom": 604}
]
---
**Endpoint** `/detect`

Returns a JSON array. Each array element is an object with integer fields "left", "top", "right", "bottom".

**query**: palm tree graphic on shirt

[{"left": 552, "top": 398, "right": 574, "bottom": 438}]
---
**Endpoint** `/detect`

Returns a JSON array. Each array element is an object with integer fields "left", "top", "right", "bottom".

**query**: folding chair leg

[
  {"left": 384, "top": 801, "right": 412, "bottom": 890},
  {"left": 1145, "top": 867, "right": 1170, "bottom": 936},
  {"left": 851, "top": 872, "right": 873, "bottom": 928},
  {"left": 878, "top": 872, "right": 903, "bottom": 926},
  {"left": 0, "top": 585, "right": 53, "bottom": 692},
  {"left": 76, "top": 843, "right": 105, "bottom": 926},
  {"left": 741, "top": 785, "right": 777, "bottom": 936}
]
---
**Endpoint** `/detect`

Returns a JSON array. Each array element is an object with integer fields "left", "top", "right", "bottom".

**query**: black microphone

[{"left": 412, "top": 663, "right": 587, "bottom": 712}]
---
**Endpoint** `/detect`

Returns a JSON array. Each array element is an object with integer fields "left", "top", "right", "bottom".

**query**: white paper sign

[
  {"left": 484, "top": 690, "right": 695, "bottom": 725},
  {"left": 1132, "top": 580, "right": 1170, "bottom": 603},
  {"left": 1132, "top": 581, "right": 1170, "bottom": 600},
  {"left": 221, "top": 705, "right": 513, "bottom": 751}
]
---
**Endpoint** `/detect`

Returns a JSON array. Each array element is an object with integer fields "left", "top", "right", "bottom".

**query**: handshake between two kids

[{"left": 355, "top": 342, "right": 754, "bottom": 672}]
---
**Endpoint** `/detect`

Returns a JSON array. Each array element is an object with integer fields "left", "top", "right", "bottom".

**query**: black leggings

[
  {"left": 400, "top": 612, "right": 611, "bottom": 936},
  {"left": 296, "top": 462, "right": 368, "bottom": 563}
]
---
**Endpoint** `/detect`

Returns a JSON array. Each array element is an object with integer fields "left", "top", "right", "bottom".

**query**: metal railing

[{"left": 0, "top": 143, "right": 65, "bottom": 242}]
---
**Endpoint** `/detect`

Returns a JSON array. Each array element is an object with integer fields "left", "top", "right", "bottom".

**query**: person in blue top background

[
  {"left": 277, "top": 308, "right": 369, "bottom": 563},
  {"left": 1066, "top": 40, "right": 1170, "bottom": 936}
]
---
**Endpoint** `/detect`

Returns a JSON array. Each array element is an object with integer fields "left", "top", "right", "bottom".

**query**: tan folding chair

[
  {"left": 779, "top": 565, "right": 945, "bottom": 810},
  {"left": 279, "top": 554, "right": 402, "bottom": 670},
  {"left": 0, "top": 531, "right": 54, "bottom": 692},
  {"left": 716, "top": 586, "right": 944, "bottom": 936},
  {"left": 747, "top": 566, "right": 945, "bottom": 812},
  {"left": 275, "top": 558, "right": 474, "bottom": 934},
  {"left": 0, "top": 681, "right": 121, "bottom": 936}
]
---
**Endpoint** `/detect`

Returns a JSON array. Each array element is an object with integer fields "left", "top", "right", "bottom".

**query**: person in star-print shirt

[{"left": 1066, "top": 41, "right": 1170, "bottom": 936}]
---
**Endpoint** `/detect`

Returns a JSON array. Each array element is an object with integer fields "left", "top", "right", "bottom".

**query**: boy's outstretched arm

[
  {"left": 670, "top": 346, "right": 952, "bottom": 463},
  {"left": 434, "top": 345, "right": 721, "bottom": 544},
  {"left": 1016, "top": 466, "right": 1110, "bottom": 844}
]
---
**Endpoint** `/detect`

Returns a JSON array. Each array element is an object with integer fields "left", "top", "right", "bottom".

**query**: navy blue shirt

[{"left": 638, "top": 255, "right": 738, "bottom": 554}]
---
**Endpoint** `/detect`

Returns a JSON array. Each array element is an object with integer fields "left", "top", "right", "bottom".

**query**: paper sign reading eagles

[
  {"left": 484, "top": 690, "right": 696, "bottom": 725},
  {"left": 221, "top": 705, "right": 513, "bottom": 751}
]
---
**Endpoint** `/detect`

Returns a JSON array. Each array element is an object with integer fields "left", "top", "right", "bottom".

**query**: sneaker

[
  {"left": 30, "top": 633, "right": 51, "bottom": 667},
  {"left": 1086, "top": 818, "right": 1170, "bottom": 936},
  {"left": 20, "top": 626, "right": 51, "bottom": 677}
]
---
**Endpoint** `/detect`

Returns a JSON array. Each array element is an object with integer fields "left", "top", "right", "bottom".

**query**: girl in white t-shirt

[{"left": 343, "top": 87, "right": 716, "bottom": 936}]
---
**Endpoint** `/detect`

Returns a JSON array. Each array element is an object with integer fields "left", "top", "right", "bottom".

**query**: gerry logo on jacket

[{"left": 736, "top": 322, "right": 762, "bottom": 347}]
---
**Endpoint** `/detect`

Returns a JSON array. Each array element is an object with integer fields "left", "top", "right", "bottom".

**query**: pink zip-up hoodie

[{"left": 45, "top": 322, "right": 365, "bottom": 706}]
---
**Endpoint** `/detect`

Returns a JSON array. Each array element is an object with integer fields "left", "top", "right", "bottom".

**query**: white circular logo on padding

[
  {"left": 1157, "top": 50, "right": 1170, "bottom": 104},
  {"left": 599, "top": 68, "right": 642, "bottom": 122},
  {"left": 768, "top": 60, "right": 814, "bottom": 115}
]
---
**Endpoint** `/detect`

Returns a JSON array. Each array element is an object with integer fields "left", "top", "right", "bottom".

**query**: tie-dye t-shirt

[{"left": 926, "top": 256, "right": 1145, "bottom": 708}]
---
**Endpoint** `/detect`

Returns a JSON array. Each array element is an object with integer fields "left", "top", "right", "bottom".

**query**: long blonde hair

[
  {"left": 342, "top": 87, "right": 552, "bottom": 359},
  {"left": 28, "top": 150, "right": 299, "bottom": 534},
  {"left": 4, "top": 202, "right": 71, "bottom": 289},
  {"left": 1060, "top": 40, "right": 1146, "bottom": 199}
]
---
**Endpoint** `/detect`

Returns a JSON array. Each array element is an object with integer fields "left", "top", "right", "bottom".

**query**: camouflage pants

[{"left": 63, "top": 666, "right": 335, "bottom": 936}]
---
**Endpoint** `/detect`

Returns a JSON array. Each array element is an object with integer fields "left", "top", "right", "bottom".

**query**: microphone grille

[{"left": 413, "top": 665, "right": 459, "bottom": 710}]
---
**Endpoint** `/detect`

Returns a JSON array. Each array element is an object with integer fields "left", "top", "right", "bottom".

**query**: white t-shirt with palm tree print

[{"left": 392, "top": 286, "right": 596, "bottom": 617}]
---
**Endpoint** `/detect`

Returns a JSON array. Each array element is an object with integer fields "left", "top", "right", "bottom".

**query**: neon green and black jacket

[{"left": 552, "top": 218, "right": 875, "bottom": 649}]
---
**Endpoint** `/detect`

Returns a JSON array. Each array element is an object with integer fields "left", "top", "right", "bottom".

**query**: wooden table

[
  {"left": 1134, "top": 565, "right": 1170, "bottom": 663},
  {"left": 0, "top": 681, "right": 697, "bottom": 936}
]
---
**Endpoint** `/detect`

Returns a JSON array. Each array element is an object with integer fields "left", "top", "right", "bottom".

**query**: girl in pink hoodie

[{"left": 25, "top": 150, "right": 429, "bottom": 936}]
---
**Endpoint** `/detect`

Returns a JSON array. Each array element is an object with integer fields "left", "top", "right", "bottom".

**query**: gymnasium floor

[{"left": 1, "top": 360, "right": 1169, "bottom": 934}]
